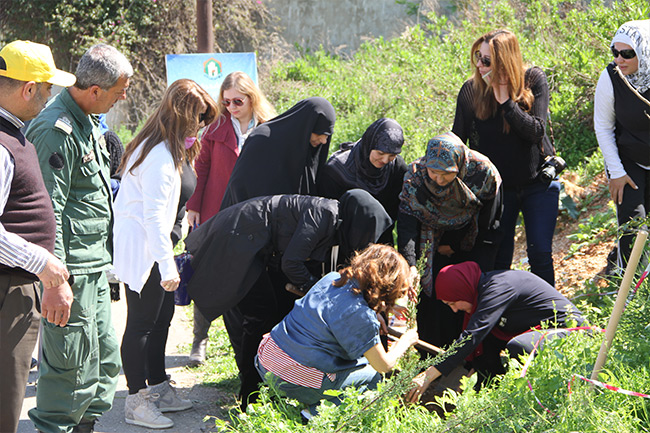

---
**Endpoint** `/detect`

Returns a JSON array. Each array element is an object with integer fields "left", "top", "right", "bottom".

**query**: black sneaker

[{"left": 72, "top": 420, "right": 95, "bottom": 433}]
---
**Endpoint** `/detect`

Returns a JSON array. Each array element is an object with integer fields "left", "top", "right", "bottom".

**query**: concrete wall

[{"left": 265, "top": 0, "right": 420, "bottom": 54}]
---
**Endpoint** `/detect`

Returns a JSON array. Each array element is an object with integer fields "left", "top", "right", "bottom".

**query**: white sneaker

[
  {"left": 150, "top": 379, "right": 193, "bottom": 412},
  {"left": 124, "top": 388, "right": 174, "bottom": 429}
]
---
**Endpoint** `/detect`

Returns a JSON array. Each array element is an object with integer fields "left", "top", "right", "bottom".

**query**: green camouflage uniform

[{"left": 27, "top": 88, "right": 120, "bottom": 433}]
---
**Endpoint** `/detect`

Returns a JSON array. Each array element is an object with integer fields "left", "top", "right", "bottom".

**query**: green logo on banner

[{"left": 203, "top": 58, "right": 222, "bottom": 79}]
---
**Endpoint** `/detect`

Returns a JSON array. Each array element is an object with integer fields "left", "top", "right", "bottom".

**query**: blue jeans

[
  {"left": 255, "top": 355, "right": 381, "bottom": 415},
  {"left": 495, "top": 180, "right": 560, "bottom": 286}
]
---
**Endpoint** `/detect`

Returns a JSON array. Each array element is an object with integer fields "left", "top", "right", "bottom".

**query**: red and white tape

[{"left": 569, "top": 374, "right": 650, "bottom": 399}]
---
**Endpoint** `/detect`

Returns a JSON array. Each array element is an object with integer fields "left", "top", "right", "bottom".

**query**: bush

[{"left": 266, "top": 0, "right": 649, "bottom": 168}]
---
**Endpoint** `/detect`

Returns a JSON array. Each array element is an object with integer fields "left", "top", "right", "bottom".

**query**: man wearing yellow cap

[
  {"left": 26, "top": 44, "right": 133, "bottom": 433},
  {"left": 0, "top": 40, "right": 76, "bottom": 433}
]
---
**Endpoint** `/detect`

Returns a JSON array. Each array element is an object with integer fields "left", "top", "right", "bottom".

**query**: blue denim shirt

[{"left": 270, "top": 272, "right": 381, "bottom": 374}]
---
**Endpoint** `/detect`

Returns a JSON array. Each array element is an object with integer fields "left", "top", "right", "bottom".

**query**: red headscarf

[
  {"left": 435, "top": 261, "right": 482, "bottom": 310},
  {"left": 435, "top": 262, "right": 516, "bottom": 360}
]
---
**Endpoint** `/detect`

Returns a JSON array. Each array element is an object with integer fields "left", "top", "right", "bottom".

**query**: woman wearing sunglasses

[
  {"left": 594, "top": 20, "right": 650, "bottom": 269},
  {"left": 452, "top": 29, "right": 559, "bottom": 287},
  {"left": 185, "top": 71, "right": 275, "bottom": 366}
]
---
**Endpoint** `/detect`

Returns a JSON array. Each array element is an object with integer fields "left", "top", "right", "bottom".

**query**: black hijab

[
  {"left": 337, "top": 188, "right": 393, "bottom": 261},
  {"left": 325, "top": 118, "right": 404, "bottom": 195},
  {"left": 220, "top": 97, "right": 336, "bottom": 210}
]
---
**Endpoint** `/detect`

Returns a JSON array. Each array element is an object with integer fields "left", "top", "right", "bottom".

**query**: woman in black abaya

[
  {"left": 220, "top": 96, "right": 336, "bottom": 210},
  {"left": 185, "top": 189, "right": 391, "bottom": 410},
  {"left": 317, "top": 118, "right": 407, "bottom": 245}
]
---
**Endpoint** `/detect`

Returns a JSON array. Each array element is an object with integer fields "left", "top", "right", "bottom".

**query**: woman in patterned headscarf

[
  {"left": 317, "top": 118, "right": 407, "bottom": 244},
  {"left": 595, "top": 20, "right": 650, "bottom": 268},
  {"left": 398, "top": 132, "right": 502, "bottom": 349}
]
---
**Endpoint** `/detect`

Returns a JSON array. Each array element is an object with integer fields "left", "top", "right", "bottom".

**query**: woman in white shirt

[
  {"left": 594, "top": 20, "right": 650, "bottom": 268},
  {"left": 113, "top": 79, "right": 218, "bottom": 429}
]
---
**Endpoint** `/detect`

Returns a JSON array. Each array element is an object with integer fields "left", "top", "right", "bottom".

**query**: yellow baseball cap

[{"left": 0, "top": 40, "right": 76, "bottom": 87}]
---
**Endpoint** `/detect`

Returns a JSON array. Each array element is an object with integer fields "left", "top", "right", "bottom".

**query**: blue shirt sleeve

[{"left": 327, "top": 286, "right": 381, "bottom": 360}]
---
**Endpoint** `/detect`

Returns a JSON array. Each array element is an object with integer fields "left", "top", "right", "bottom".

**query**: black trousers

[
  {"left": 121, "top": 264, "right": 175, "bottom": 394},
  {"left": 223, "top": 267, "right": 297, "bottom": 410},
  {"left": 617, "top": 155, "right": 650, "bottom": 266}
]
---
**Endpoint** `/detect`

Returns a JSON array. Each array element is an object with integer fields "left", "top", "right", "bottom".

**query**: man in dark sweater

[{"left": 0, "top": 41, "right": 76, "bottom": 433}]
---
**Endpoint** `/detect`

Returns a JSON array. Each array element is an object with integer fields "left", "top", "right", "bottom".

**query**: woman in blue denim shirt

[{"left": 255, "top": 244, "right": 418, "bottom": 417}]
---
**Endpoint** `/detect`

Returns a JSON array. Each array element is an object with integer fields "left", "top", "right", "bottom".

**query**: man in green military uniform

[{"left": 27, "top": 44, "right": 133, "bottom": 433}]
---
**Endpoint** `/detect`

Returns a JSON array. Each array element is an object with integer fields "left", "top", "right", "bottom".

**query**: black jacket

[{"left": 185, "top": 195, "right": 339, "bottom": 321}]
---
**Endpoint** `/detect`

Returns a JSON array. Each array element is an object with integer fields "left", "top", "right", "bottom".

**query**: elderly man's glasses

[{"left": 611, "top": 47, "right": 636, "bottom": 60}]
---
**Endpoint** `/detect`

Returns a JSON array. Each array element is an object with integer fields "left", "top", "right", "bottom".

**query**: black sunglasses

[
  {"left": 474, "top": 51, "right": 491, "bottom": 67},
  {"left": 223, "top": 97, "right": 246, "bottom": 107},
  {"left": 611, "top": 46, "right": 636, "bottom": 60}
]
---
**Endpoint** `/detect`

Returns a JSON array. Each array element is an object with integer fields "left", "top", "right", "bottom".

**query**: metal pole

[
  {"left": 196, "top": 0, "right": 214, "bottom": 53},
  {"left": 591, "top": 230, "right": 648, "bottom": 380}
]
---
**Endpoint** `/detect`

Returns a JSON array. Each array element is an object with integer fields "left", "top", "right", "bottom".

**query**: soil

[{"left": 515, "top": 170, "right": 615, "bottom": 297}]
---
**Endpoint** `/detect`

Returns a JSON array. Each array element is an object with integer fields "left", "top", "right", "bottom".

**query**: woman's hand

[
  {"left": 161, "top": 277, "right": 180, "bottom": 292},
  {"left": 391, "top": 304, "right": 408, "bottom": 318},
  {"left": 187, "top": 210, "right": 200, "bottom": 230},
  {"left": 400, "top": 328, "right": 419, "bottom": 347},
  {"left": 437, "top": 245, "right": 455, "bottom": 257},
  {"left": 406, "top": 366, "right": 441, "bottom": 403},
  {"left": 609, "top": 174, "right": 638, "bottom": 205}
]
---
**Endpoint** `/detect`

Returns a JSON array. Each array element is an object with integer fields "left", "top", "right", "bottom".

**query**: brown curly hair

[{"left": 333, "top": 244, "right": 411, "bottom": 312}]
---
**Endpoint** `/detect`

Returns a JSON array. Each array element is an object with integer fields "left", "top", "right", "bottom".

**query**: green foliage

[
  {"left": 267, "top": 0, "right": 648, "bottom": 169},
  {"left": 565, "top": 204, "right": 617, "bottom": 258},
  {"left": 0, "top": 0, "right": 275, "bottom": 129}
]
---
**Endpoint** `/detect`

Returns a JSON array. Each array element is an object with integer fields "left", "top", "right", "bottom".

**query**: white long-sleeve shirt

[
  {"left": 0, "top": 106, "right": 48, "bottom": 275},
  {"left": 112, "top": 141, "right": 180, "bottom": 293},
  {"left": 594, "top": 68, "right": 650, "bottom": 178}
]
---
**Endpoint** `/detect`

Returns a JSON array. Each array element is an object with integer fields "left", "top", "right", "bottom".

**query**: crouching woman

[
  {"left": 407, "top": 261, "right": 585, "bottom": 402},
  {"left": 255, "top": 244, "right": 418, "bottom": 416}
]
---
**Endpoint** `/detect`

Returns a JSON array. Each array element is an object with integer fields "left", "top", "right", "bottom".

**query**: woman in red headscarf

[{"left": 406, "top": 261, "right": 584, "bottom": 402}]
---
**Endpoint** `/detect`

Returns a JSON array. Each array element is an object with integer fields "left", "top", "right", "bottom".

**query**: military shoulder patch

[
  {"left": 49, "top": 152, "right": 65, "bottom": 170},
  {"left": 53, "top": 116, "right": 73, "bottom": 135}
]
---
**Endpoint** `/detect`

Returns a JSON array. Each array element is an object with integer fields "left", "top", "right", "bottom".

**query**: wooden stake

[
  {"left": 591, "top": 230, "right": 648, "bottom": 381},
  {"left": 387, "top": 326, "right": 444, "bottom": 355}
]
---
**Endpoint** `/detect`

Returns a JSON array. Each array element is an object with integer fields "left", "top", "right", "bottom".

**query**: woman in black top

[
  {"left": 220, "top": 96, "right": 335, "bottom": 210},
  {"left": 407, "top": 261, "right": 584, "bottom": 401},
  {"left": 317, "top": 118, "right": 407, "bottom": 245},
  {"left": 452, "top": 29, "right": 560, "bottom": 287}
]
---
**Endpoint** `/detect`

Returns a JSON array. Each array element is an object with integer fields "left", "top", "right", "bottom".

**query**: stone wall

[{"left": 264, "top": 0, "right": 449, "bottom": 54}]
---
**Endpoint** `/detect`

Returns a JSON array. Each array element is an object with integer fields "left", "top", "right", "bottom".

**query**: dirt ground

[{"left": 512, "top": 171, "right": 615, "bottom": 297}]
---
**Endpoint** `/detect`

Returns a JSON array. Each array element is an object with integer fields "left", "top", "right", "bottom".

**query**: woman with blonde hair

[
  {"left": 255, "top": 244, "right": 418, "bottom": 418},
  {"left": 185, "top": 71, "right": 276, "bottom": 365},
  {"left": 187, "top": 71, "right": 275, "bottom": 227},
  {"left": 452, "top": 29, "right": 560, "bottom": 287},
  {"left": 113, "top": 78, "right": 218, "bottom": 429}
]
